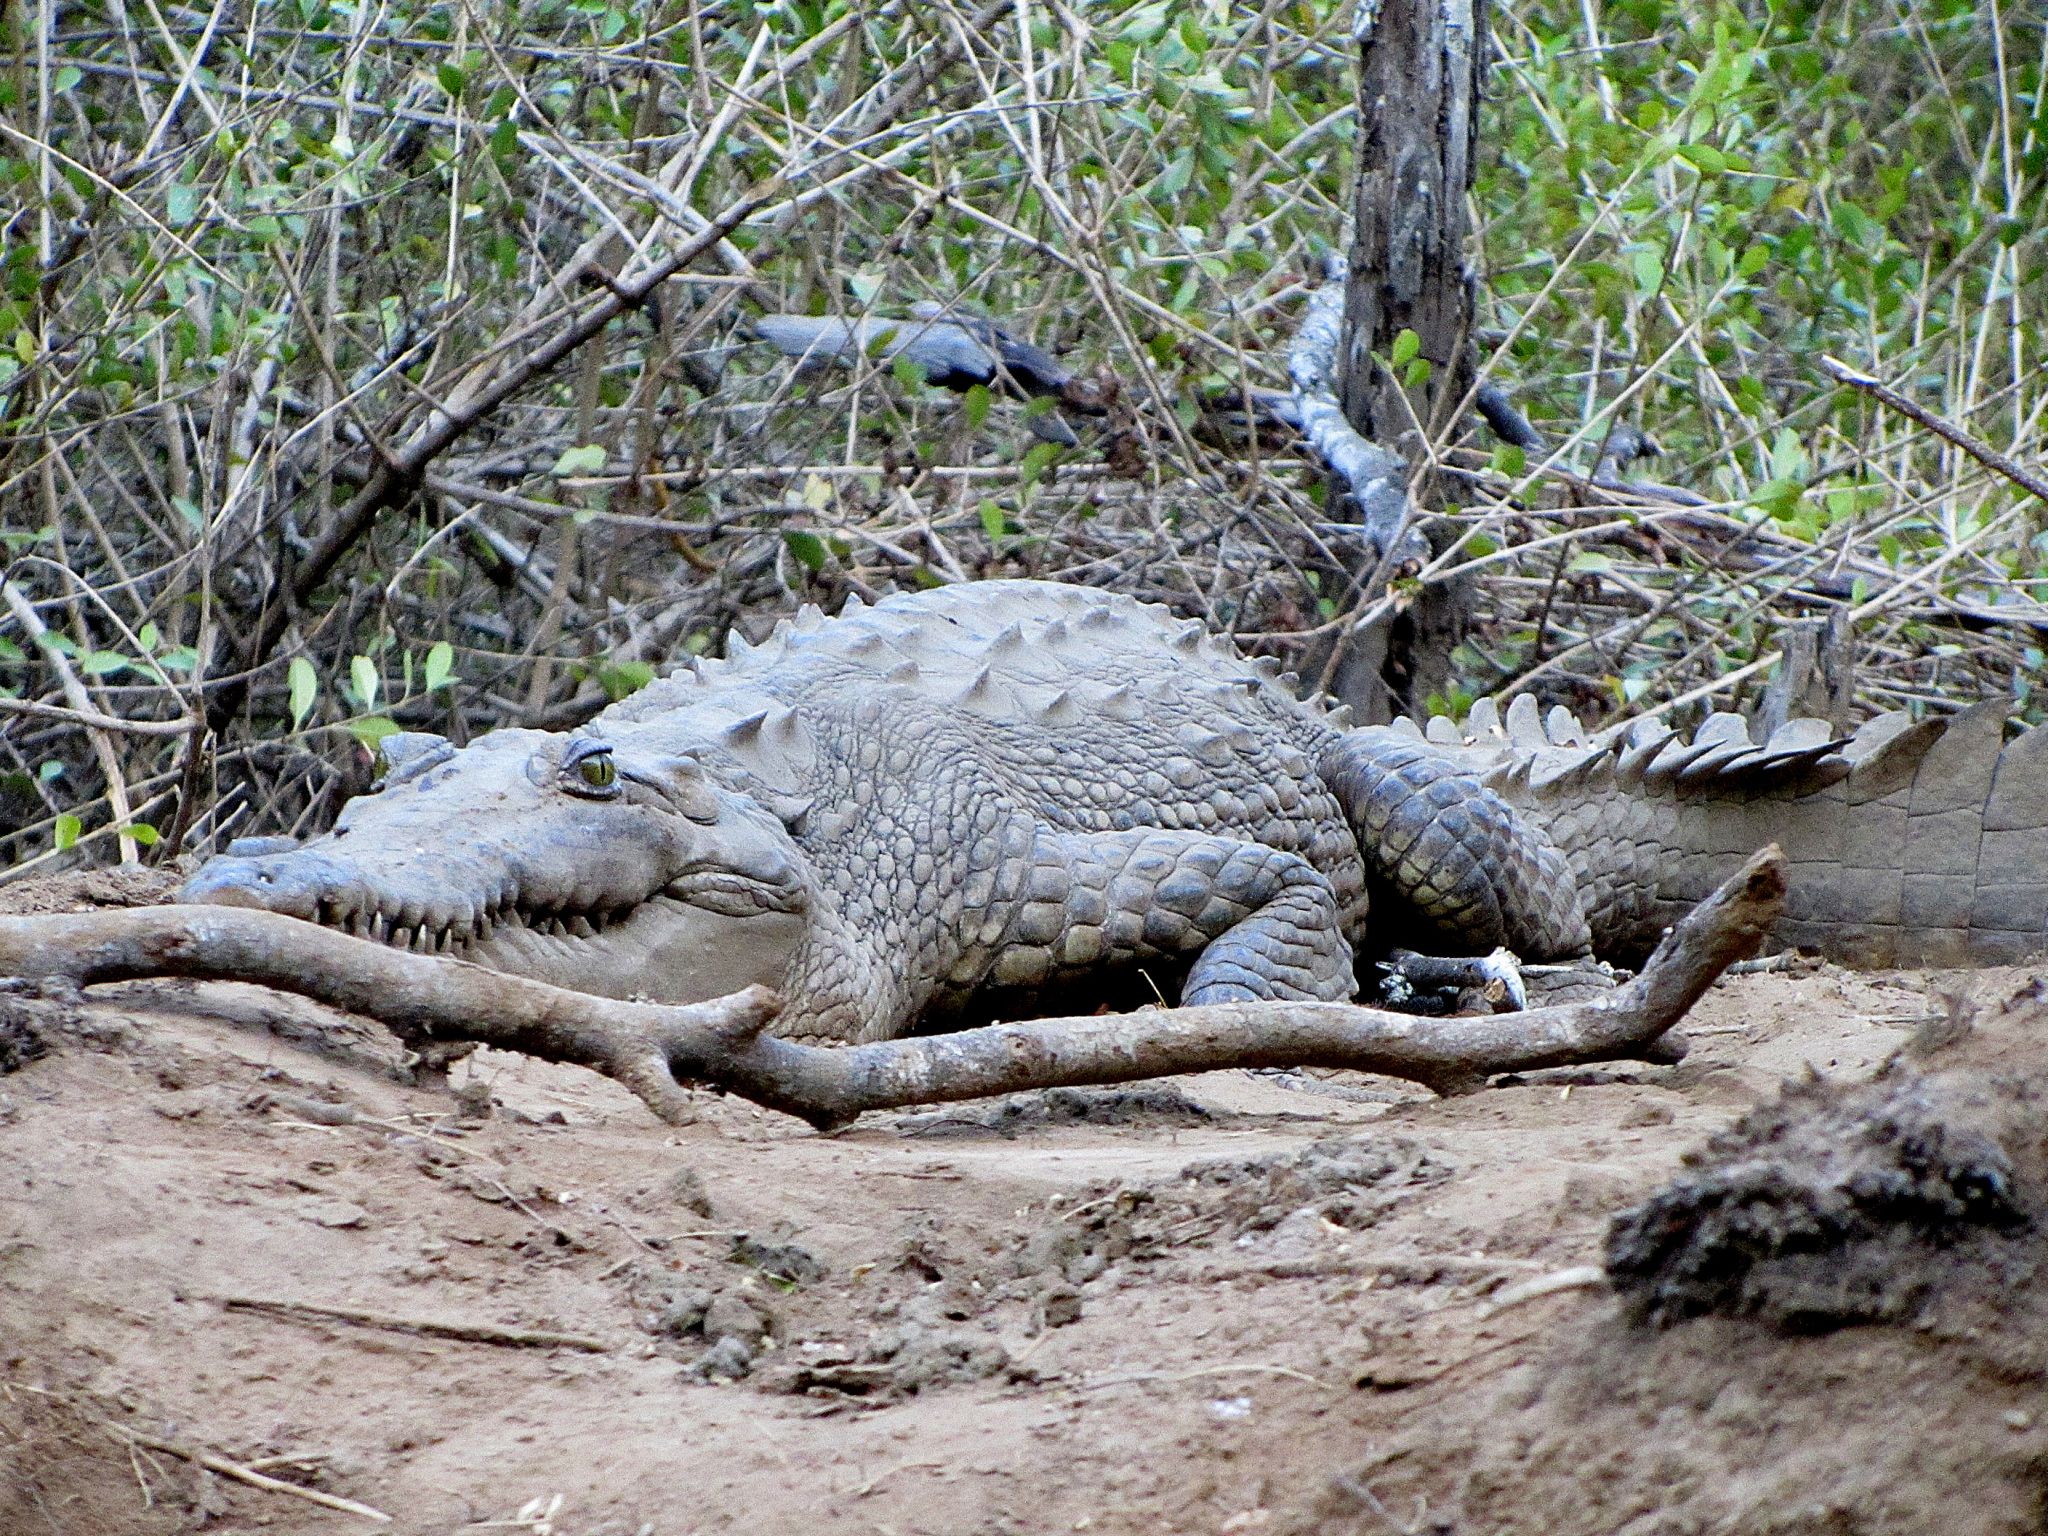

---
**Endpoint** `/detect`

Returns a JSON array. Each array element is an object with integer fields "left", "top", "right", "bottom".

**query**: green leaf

[
  {"left": 80, "top": 650, "right": 131, "bottom": 677},
  {"left": 53, "top": 65, "right": 82, "bottom": 94},
  {"left": 347, "top": 716, "right": 401, "bottom": 751},
  {"left": 890, "top": 353, "right": 926, "bottom": 388},
  {"left": 552, "top": 443, "right": 607, "bottom": 476},
  {"left": 350, "top": 654, "right": 379, "bottom": 709},
  {"left": 1491, "top": 443, "right": 1527, "bottom": 477},
  {"left": 138, "top": 622, "right": 160, "bottom": 651},
  {"left": 289, "top": 656, "right": 316, "bottom": 727},
  {"left": 423, "top": 640, "right": 455, "bottom": 693},
  {"left": 166, "top": 183, "right": 199, "bottom": 227},
  {"left": 963, "top": 383, "right": 992, "bottom": 430},
  {"left": 37, "top": 760, "right": 63, "bottom": 782},
  {"left": 1402, "top": 357, "right": 1433, "bottom": 390},
  {"left": 436, "top": 62, "right": 466, "bottom": 97},
  {"left": 54, "top": 813, "right": 80, "bottom": 851},
  {"left": 1019, "top": 441, "right": 1061, "bottom": 489},
  {"left": 597, "top": 660, "right": 654, "bottom": 701},
  {"left": 783, "top": 530, "right": 827, "bottom": 572},
  {"left": 1769, "top": 426, "right": 1807, "bottom": 483},
  {"left": 979, "top": 499, "right": 1008, "bottom": 540},
  {"left": 126, "top": 821, "right": 160, "bottom": 847},
  {"left": 1676, "top": 141, "right": 1727, "bottom": 174},
  {"left": 1630, "top": 247, "right": 1664, "bottom": 298},
  {"left": 1389, "top": 329, "right": 1421, "bottom": 368}
]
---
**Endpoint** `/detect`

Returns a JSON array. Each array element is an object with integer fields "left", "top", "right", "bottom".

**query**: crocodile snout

[{"left": 181, "top": 847, "right": 356, "bottom": 919}]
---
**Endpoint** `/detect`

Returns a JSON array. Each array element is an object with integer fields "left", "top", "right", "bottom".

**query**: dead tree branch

[
  {"left": 0, "top": 849, "right": 1784, "bottom": 1129},
  {"left": 1821, "top": 355, "right": 2048, "bottom": 510}
]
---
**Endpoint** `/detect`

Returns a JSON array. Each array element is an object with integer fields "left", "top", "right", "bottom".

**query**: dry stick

[
  {"left": 0, "top": 849, "right": 1784, "bottom": 1129},
  {"left": 1820, "top": 355, "right": 2048, "bottom": 510},
  {"left": 1, "top": 577, "right": 140, "bottom": 861},
  {"left": 219, "top": 1296, "right": 610, "bottom": 1353},
  {"left": 104, "top": 1423, "right": 392, "bottom": 1523}
]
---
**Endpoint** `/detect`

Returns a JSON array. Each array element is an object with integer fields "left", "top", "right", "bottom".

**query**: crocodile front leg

[{"left": 945, "top": 828, "right": 1357, "bottom": 1011}]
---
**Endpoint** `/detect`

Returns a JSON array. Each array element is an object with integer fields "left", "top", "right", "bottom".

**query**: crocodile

[{"left": 181, "top": 580, "right": 2048, "bottom": 1041}]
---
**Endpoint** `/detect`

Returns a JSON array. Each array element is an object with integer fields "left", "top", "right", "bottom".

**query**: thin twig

[
  {"left": 103, "top": 1423, "right": 393, "bottom": 1522},
  {"left": 1820, "top": 355, "right": 2048, "bottom": 509},
  {"left": 219, "top": 1295, "right": 611, "bottom": 1353}
]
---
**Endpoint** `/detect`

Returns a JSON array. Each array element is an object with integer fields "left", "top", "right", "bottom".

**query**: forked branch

[{"left": 0, "top": 849, "right": 1785, "bottom": 1129}]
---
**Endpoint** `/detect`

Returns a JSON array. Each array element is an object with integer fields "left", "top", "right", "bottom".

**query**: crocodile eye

[{"left": 576, "top": 751, "right": 616, "bottom": 791}]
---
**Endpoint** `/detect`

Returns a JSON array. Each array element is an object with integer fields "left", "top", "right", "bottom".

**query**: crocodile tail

[{"left": 1414, "top": 694, "right": 2048, "bottom": 968}]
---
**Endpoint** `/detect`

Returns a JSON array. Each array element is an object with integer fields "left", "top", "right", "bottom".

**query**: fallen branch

[
  {"left": 0, "top": 848, "right": 1784, "bottom": 1128},
  {"left": 219, "top": 1296, "right": 610, "bottom": 1353},
  {"left": 104, "top": 1423, "right": 392, "bottom": 1523}
]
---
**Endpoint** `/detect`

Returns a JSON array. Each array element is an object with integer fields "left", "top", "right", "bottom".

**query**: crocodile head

[{"left": 180, "top": 728, "right": 812, "bottom": 1004}]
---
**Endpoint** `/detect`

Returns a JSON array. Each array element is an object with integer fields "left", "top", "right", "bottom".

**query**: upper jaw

[{"left": 180, "top": 846, "right": 798, "bottom": 957}]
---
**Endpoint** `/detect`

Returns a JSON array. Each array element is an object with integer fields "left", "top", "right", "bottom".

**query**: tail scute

[{"left": 1426, "top": 695, "right": 2048, "bottom": 968}]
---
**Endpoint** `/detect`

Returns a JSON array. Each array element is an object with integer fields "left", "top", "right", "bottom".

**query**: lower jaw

[{"left": 412, "top": 898, "right": 803, "bottom": 1007}]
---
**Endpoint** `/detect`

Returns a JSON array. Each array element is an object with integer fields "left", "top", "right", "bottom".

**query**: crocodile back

[{"left": 602, "top": 581, "right": 1367, "bottom": 946}]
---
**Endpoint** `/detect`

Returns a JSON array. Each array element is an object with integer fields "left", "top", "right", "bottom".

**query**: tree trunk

[{"left": 1336, "top": 0, "right": 1485, "bottom": 722}]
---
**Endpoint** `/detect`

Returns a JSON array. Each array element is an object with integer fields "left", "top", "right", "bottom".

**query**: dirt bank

[{"left": 3, "top": 875, "right": 2043, "bottom": 1534}]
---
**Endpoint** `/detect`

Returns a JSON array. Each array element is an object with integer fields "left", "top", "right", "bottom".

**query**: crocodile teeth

[{"left": 568, "top": 916, "right": 596, "bottom": 939}]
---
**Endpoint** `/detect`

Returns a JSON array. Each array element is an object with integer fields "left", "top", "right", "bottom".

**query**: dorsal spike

[
  {"left": 884, "top": 658, "right": 920, "bottom": 684},
  {"left": 1079, "top": 606, "right": 1118, "bottom": 630},
  {"left": 1764, "top": 717, "right": 1834, "bottom": 754},
  {"left": 1250, "top": 656, "right": 1283, "bottom": 682},
  {"left": 1545, "top": 705, "right": 1585, "bottom": 746},
  {"left": 846, "top": 632, "right": 888, "bottom": 657},
  {"left": 1041, "top": 617, "right": 1070, "bottom": 644},
  {"left": 1386, "top": 715, "right": 1425, "bottom": 741},
  {"left": 839, "top": 593, "right": 868, "bottom": 618},
  {"left": 1425, "top": 714, "right": 1461, "bottom": 744},
  {"left": 1102, "top": 684, "right": 1142, "bottom": 720},
  {"left": 1466, "top": 698, "right": 1502, "bottom": 738},
  {"left": 1695, "top": 711, "right": 1754, "bottom": 748},
  {"left": 992, "top": 622, "right": 1025, "bottom": 651},
  {"left": 1614, "top": 728, "right": 1677, "bottom": 787},
  {"left": 794, "top": 603, "right": 825, "bottom": 630},
  {"left": 724, "top": 708, "right": 770, "bottom": 743},
  {"left": 1531, "top": 747, "right": 1608, "bottom": 792},
  {"left": 1325, "top": 704, "right": 1354, "bottom": 730},
  {"left": 725, "top": 629, "right": 756, "bottom": 660},
  {"left": 1504, "top": 693, "right": 1545, "bottom": 747},
  {"left": 1039, "top": 689, "right": 1081, "bottom": 725},
  {"left": 1173, "top": 623, "right": 1203, "bottom": 653}
]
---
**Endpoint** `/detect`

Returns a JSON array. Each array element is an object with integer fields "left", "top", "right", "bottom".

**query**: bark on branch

[{"left": 0, "top": 849, "right": 1784, "bottom": 1130}]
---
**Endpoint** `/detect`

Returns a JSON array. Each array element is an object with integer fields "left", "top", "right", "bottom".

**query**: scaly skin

[{"left": 182, "top": 581, "right": 2048, "bottom": 1039}]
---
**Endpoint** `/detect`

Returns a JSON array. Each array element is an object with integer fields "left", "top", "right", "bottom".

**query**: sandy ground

[{"left": 4, "top": 877, "right": 2047, "bottom": 1534}]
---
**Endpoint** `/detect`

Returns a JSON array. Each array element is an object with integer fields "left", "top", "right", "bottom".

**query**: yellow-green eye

[{"left": 577, "top": 752, "right": 616, "bottom": 790}]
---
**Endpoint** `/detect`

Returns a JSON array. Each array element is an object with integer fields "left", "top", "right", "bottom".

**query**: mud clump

[
  {"left": 0, "top": 992, "right": 56, "bottom": 1076},
  {"left": 1183, "top": 1134, "right": 1453, "bottom": 1234},
  {"left": 1606, "top": 1071, "right": 2028, "bottom": 1331},
  {"left": 895, "top": 1083, "right": 1216, "bottom": 1137}
]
